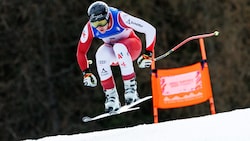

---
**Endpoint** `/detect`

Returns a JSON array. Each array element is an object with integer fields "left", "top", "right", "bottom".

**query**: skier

[{"left": 76, "top": 1, "right": 156, "bottom": 113}]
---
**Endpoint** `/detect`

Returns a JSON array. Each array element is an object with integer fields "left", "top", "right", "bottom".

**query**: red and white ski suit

[{"left": 77, "top": 7, "right": 156, "bottom": 90}]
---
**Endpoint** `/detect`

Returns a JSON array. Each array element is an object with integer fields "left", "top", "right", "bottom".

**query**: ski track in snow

[{"left": 25, "top": 108, "right": 250, "bottom": 141}]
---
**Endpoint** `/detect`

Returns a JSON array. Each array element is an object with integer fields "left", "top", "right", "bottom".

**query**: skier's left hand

[{"left": 137, "top": 50, "right": 152, "bottom": 68}]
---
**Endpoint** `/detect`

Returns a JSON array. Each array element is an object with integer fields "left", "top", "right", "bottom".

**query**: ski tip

[{"left": 82, "top": 116, "right": 91, "bottom": 122}]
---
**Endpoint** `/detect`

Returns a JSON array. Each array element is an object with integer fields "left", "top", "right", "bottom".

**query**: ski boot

[
  {"left": 104, "top": 87, "right": 121, "bottom": 113},
  {"left": 124, "top": 78, "right": 139, "bottom": 105}
]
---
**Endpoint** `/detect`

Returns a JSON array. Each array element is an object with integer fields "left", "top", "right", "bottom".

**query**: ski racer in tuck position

[{"left": 76, "top": 1, "right": 156, "bottom": 113}]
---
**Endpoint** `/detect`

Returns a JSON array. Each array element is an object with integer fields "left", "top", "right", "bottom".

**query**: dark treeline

[{"left": 1, "top": 0, "right": 249, "bottom": 140}]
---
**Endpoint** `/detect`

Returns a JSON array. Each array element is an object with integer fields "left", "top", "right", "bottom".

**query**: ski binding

[{"left": 82, "top": 96, "right": 152, "bottom": 122}]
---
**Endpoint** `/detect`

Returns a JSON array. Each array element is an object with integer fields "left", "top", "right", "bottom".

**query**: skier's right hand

[{"left": 82, "top": 69, "right": 97, "bottom": 87}]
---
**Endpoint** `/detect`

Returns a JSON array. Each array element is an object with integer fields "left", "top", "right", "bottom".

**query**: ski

[{"left": 82, "top": 95, "right": 152, "bottom": 122}]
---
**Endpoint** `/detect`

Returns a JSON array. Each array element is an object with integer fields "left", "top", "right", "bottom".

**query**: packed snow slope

[{"left": 26, "top": 108, "right": 250, "bottom": 141}]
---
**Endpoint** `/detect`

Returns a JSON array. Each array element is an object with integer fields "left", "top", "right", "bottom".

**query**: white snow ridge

[{"left": 25, "top": 108, "right": 250, "bottom": 141}]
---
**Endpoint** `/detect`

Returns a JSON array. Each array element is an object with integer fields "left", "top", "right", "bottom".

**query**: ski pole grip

[{"left": 88, "top": 60, "right": 93, "bottom": 65}]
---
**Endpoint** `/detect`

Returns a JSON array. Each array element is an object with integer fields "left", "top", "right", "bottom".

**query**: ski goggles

[{"left": 90, "top": 19, "right": 108, "bottom": 28}]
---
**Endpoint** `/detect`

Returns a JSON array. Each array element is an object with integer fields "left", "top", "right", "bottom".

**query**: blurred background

[{"left": 0, "top": 0, "right": 249, "bottom": 140}]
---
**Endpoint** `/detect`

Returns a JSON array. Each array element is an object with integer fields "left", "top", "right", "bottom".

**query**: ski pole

[
  {"left": 154, "top": 31, "right": 219, "bottom": 61},
  {"left": 88, "top": 60, "right": 93, "bottom": 64}
]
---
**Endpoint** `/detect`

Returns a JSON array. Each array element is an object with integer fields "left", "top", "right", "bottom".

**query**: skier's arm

[
  {"left": 119, "top": 12, "right": 156, "bottom": 52},
  {"left": 77, "top": 23, "right": 97, "bottom": 87},
  {"left": 76, "top": 23, "right": 93, "bottom": 71},
  {"left": 119, "top": 12, "right": 156, "bottom": 68}
]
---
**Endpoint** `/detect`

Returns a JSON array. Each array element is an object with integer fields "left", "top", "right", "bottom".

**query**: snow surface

[{"left": 25, "top": 108, "right": 250, "bottom": 141}]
